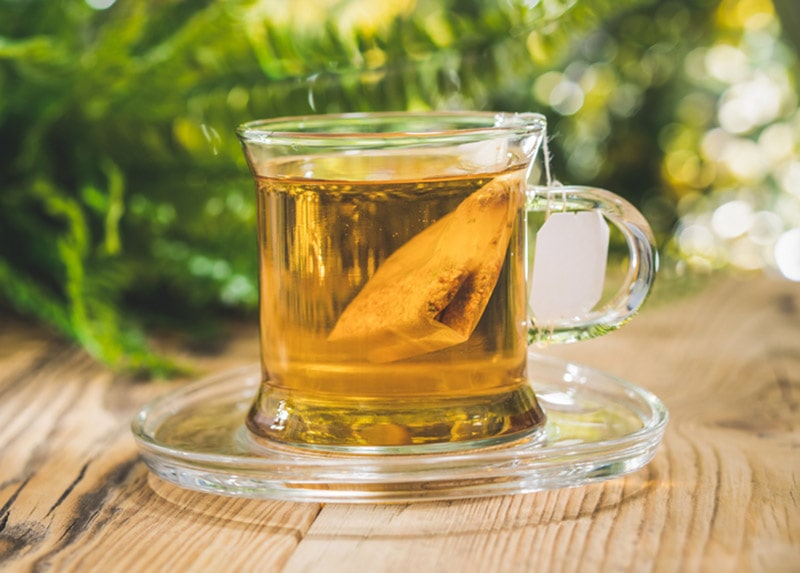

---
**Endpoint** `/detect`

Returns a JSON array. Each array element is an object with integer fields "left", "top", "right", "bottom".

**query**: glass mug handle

[{"left": 526, "top": 185, "right": 658, "bottom": 345}]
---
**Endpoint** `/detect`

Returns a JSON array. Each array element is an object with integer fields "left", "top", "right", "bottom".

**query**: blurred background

[{"left": 1, "top": 0, "right": 798, "bottom": 375}]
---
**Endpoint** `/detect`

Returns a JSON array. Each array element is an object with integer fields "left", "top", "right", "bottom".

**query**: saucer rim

[{"left": 132, "top": 352, "right": 668, "bottom": 502}]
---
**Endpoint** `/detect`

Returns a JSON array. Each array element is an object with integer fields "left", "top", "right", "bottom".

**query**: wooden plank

[
  {"left": 0, "top": 318, "right": 321, "bottom": 572},
  {"left": 1, "top": 276, "right": 798, "bottom": 572},
  {"left": 283, "top": 277, "right": 800, "bottom": 572}
]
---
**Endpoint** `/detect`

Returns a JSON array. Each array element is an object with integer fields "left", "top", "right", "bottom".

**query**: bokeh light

[
  {"left": 85, "top": 0, "right": 116, "bottom": 9},
  {"left": 775, "top": 228, "right": 800, "bottom": 280},
  {"left": 666, "top": 0, "right": 799, "bottom": 280}
]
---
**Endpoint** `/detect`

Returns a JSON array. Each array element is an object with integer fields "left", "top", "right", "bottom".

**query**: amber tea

[{"left": 246, "top": 156, "right": 545, "bottom": 449}]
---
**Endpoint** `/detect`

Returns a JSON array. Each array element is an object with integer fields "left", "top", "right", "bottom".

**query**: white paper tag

[{"left": 530, "top": 210, "right": 609, "bottom": 323}]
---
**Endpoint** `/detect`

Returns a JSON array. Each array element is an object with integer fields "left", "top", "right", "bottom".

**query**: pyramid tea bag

[{"left": 329, "top": 173, "right": 523, "bottom": 362}]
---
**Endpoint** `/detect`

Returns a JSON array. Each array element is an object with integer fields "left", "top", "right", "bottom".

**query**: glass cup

[{"left": 236, "top": 111, "right": 656, "bottom": 454}]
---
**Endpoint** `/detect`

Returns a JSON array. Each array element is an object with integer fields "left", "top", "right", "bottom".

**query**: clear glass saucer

[{"left": 131, "top": 352, "right": 668, "bottom": 503}]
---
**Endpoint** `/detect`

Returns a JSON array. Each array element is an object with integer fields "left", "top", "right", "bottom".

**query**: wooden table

[{"left": 1, "top": 275, "right": 798, "bottom": 572}]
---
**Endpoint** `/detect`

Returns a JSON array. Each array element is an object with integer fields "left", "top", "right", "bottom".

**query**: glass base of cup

[{"left": 245, "top": 382, "right": 547, "bottom": 455}]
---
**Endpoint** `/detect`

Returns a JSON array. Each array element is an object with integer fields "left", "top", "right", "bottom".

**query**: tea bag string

[
  {"left": 535, "top": 131, "right": 562, "bottom": 345},
  {"left": 540, "top": 133, "right": 567, "bottom": 218}
]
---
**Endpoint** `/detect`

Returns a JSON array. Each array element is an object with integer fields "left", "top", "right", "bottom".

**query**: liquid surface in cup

[{"left": 247, "top": 154, "right": 545, "bottom": 449}]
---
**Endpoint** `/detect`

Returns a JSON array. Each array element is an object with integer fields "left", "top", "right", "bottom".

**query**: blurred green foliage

[{"left": 1, "top": 0, "right": 797, "bottom": 375}]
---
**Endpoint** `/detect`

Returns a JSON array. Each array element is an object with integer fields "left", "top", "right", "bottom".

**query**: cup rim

[{"left": 235, "top": 111, "right": 547, "bottom": 144}]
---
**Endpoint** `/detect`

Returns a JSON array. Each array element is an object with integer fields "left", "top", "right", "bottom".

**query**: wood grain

[
  {"left": 1, "top": 276, "right": 798, "bottom": 572},
  {"left": 0, "top": 320, "right": 320, "bottom": 572}
]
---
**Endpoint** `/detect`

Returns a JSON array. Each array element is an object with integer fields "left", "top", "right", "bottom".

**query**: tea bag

[
  {"left": 328, "top": 174, "right": 523, "bottom": 362},
  {"left": 530, "top": 210, "right": 609, "bottom": 323},
  {"left": 526, "top": 132, "right": 610, "bottom": 334}
]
